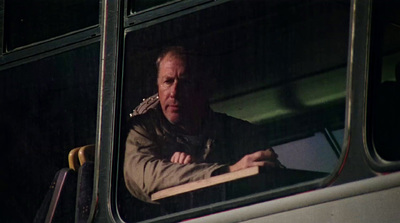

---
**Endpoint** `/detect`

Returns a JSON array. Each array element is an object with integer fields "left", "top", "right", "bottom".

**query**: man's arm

[
  {"left": 228, "top": 148, "right": 280, "bottom": 172},
  {"left": 169, "top": 149, "right": 279, "bottom": 172},
  {"left": 124, "top": 112, "right": 282, "bottom": 203},
  {"left": 124, "top": 126, "right": 226, "bottom": 203}
]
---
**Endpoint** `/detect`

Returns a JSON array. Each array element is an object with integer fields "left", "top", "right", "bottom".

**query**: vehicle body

[{"left": 1, "top": 0, "right": 399, "bottom": 222}]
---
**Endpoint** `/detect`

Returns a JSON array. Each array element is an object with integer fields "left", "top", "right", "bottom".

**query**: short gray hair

[{"left": 156, "top": 46, "right": 188, "bottom": 72}]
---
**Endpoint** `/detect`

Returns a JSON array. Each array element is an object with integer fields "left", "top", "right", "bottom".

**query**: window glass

[
  {"left": 0, "top": 43, "right": 99, "bottom": 222},
  {"left": 129, "top": 0, "right": 179, "bottom": 14},
  {"left": 369, "top": 0, "right": 400, "bottom": 162},
  {"left": 119, "top": 0, "right": 349, "bottom": 221},
  {"left": 332, "top": 129, "right": 344, "bottom": 147},
  {"left": 4, "top": 0, "right": 99, "bottom": 51},
  {"left": 274, "top": 132, "right": 339, "bottom": 173}
]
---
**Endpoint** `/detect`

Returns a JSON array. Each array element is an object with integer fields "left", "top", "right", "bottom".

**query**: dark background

[{"left": 0, "top": 0, "right": 99, "bottom": 222}]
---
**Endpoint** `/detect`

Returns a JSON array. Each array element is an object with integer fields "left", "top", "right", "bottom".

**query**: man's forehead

[
  {"left": 161, "top": 52, "right": 186, "bottom": 64},
  {"left": 158, "top": 58, "right": 200, "bottom": 78},
  {"left": 157, "top": 50, "right": 208, "bottom": 81}
]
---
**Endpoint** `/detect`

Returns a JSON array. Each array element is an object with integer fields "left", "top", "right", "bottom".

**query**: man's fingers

[
  {"left": 265, "top": 148, "right": 278, "bottom": 159},
  {"left": 170, "top": 152, "right": 179, "bottom": 163},
  {"left": 230, "top": 148, "right": 281, "bottom": 172},
  {"left": 183, "top": 155, "right": 192, "bottom": 164},
  {"left": 170, "top": 152, "right": 192, "bottom": 164},
  {"left": 248, "top": 149, "right": 278, "bottom": 161},
  {"left": 252, "top": 160, "right": 276, "bottom": 168},
  {"left": 178, "top": 153, "right": 186, "bottom": 164}
]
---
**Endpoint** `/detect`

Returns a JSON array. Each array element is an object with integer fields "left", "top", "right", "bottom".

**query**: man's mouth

[{"left": 168, "top": 104, "right": 180, "bottom": 110}]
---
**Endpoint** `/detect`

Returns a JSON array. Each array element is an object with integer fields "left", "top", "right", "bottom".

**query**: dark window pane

[
  {"left": 4, "top": 0, "right": 99, "bottom": 51},
  {"left": 0, "top": 43, "right": 99, "bottom": 222},
  {"left": 369, "top": 0, "right": 400, "bottom": 161},
  {"left": 130, "top": 0, "right": 178, "bottom": 14}
]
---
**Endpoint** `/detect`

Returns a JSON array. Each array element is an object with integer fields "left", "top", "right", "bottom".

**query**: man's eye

[{"left": 164, "top": 79, "right": 174, "bottom": 84}]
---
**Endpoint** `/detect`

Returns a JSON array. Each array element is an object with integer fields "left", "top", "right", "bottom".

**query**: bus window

[
  {"left": 118, "top": 0, "right": 350, "bottom": 221},
  {"left": 368, "top": 0, "right": 400, "bottom": 163},
  {"left": 4, "top": 0, "right": 99, "bottom": 52},
  {"left": 129, "top": 0, "right": 178, "bottom": 14}
]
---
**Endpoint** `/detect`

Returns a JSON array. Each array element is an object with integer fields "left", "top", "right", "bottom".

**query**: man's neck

[{"left": 176, "top": 119, "right": 202, "bottom": 135}]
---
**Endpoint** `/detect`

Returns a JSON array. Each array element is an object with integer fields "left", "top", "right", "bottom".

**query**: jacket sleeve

[{"left": 123, "top": 124, "right": 226, "bottom": 203}]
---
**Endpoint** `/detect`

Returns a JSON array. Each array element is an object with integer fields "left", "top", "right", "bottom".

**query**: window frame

[
  {"left": 105, "top": 0, "right": 354, "bottom": 222},
  {"left": 123, "top": 0, "right": 216, "bottom": 27},
  {"left": 0, "top": 0, "right": 101, "bottom": 68}
]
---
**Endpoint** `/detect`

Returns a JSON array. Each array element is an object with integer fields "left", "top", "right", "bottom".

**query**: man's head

[{"left": 156, "top": 46, "right": 211, "bottom": 133}]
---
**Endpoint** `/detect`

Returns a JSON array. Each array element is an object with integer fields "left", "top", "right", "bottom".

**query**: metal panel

[
  {"left": 92, "top": 0, "right": 122, "bottom": 222},
  {"left": 186, "top": 171, "right": 400, "bottom": 223},
  {"left": 245, "top": 186, "right": 400, "bottom": 223}
]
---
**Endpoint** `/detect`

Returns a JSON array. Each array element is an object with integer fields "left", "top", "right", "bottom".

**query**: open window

[{"left": 116, "top": 0, "right": 350, "bottom": 221}]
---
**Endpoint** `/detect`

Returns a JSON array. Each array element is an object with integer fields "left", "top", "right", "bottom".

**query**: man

[{"left": 124, "top": 46, "right": 281, "bottom": 203}]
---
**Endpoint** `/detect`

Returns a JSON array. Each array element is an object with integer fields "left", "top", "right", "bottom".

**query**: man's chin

[{"left": 165, "top": 113, "right": 181, "bottom": 125}]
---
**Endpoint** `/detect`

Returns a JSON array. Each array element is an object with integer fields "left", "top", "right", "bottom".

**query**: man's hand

[
  {"left": 170, "top": 152, "right": 192, "bottom": 164},
  {"left": 229, "top": 148, "right": 278, "bottom": 172}
]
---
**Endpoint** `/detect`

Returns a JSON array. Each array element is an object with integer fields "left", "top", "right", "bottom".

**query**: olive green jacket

[{"left": 124, "top": 106, "right": 269, "bottom": 203}]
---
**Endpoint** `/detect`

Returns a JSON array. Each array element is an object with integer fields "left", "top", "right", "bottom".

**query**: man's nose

[{"left": 170, "top": 80, "right": 179, "bottom": 98}]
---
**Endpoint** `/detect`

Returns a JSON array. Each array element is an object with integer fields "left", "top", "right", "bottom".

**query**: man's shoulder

[{"left": 128, "top": 107, "right": 163, "bottom": 130}]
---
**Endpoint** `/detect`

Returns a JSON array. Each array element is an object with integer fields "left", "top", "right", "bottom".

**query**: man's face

[{"left": 157, "top": 53, "right": 207, "bottom": 128}]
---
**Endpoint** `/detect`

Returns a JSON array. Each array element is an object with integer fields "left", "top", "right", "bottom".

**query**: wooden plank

[{"left": 151, "top": 166, "right": 260, "bottom": 201}]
